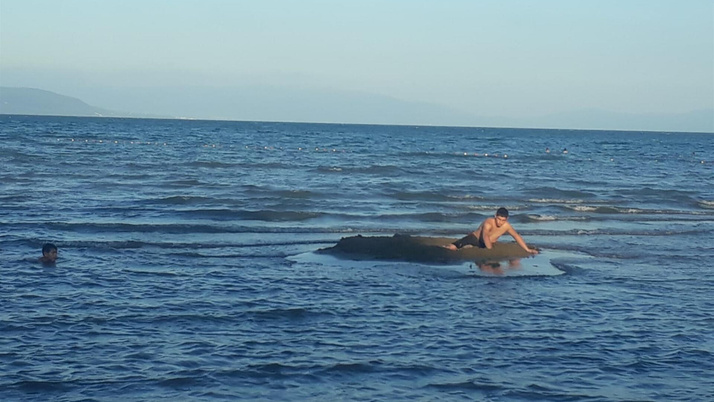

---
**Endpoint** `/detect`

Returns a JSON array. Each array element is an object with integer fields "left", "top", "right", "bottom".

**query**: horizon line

[{"left": 2, "top": 112, "right": 712, "bottom": 135}]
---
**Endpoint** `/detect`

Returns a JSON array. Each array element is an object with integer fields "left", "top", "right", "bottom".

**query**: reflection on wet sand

[{"left": 476, "top": 258, "right": 522, "bottom": 275}]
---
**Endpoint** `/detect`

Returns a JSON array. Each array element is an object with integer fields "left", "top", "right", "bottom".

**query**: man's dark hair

[
  {"left": 42, "top": 243, "right": 57, "bottom": 254},
  {"left": 496, "top": 207, "right": 509, "bottom": 218}
]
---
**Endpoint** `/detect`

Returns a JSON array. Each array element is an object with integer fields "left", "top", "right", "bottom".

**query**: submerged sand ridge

[{"left": 317, "top": 234, "right": 536, "bottom": 264}]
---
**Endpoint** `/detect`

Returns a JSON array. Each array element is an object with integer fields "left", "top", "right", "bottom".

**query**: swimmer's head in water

[{"left": 42, "top": 243, "right": 58, "bottom": 262}]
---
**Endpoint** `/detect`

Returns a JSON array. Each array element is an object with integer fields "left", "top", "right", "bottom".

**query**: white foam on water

[
  {"left": 529, "top": 198, "right": 584, "bottom": 204},
  {"left": 566, "top": 205, "right": 599, "bottom": 212},
  {"left": 699, "top": 200, "right": 714, "bottom": 209}
]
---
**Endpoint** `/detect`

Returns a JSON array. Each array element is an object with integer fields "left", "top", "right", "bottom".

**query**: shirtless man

[
  {"left": 444, "top": 208, "right": 538, "bottom": 254},
  {"left": 38, "top": 243, "right": 58, "bottom": 265}
]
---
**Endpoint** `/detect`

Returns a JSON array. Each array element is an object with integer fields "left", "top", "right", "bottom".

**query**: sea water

[{"left": 1, "top": 115, "right": 713, "bottom": 401}]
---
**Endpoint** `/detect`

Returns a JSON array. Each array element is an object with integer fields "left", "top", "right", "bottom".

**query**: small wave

[
  {"left": 563, "top": 205, "right": 713, "bottom": 216},
  {"left": 315, "top": 166, "right": 343, "bottom": 173},
  {"left": 158, "top": 375, "right": 205, "bottom": 388},
  {"left": 367, "top": 212, "right": 469, "bottom": 223},
  {"left": 525, "top": 214, "right": 589, "bottom": 222},
  {"left": 428, "top": 379, "right": 503, "bottom": 391},
  {"left": 7, "top": 221, "right": 365, "bottom": 235},
  {"left": 173, "top": 209, "right": 324, "bottom": 222},
  {"left": 238, "top": 210, "right": 323, "bottom": 222},
  {"left": 114, "top": 313, "right": 235, "bottom": 325},
  {"left": 565, "top": 205, "right": 602, "bottom": 212},
  {"left": 527, "top": 214, "right": 557, "bottom": 221},
  {"left": 447, "top": 194, "right": 486, "bottom": 201},
  {"left": 236, "top": 362, "right": 321, "bottom": 380},
  {"left": 242, "top": 161, "right": 290, "bottom": 169},
  {"left": 394, "top": 191, "right": 454, "bottom": 202},
  {"left": 142, "top": 195, "right": 214, "bottom": 205},
  {"left": 317, "top": 361, "right": 379, "bottom": 375},
  {"left": 524, "top": 228, "right": 705, "bottom": 237},
  {"left": 699, "top": 200, "right": 714, "bottom": 209},
  {"left": 13, "top": 380, "right": 72, "bottom": 392},
  {"left": 526, "top": 187, "right": 597, "bottom": 199},
  {"left": 249, "top": 307, "right": 333, "bottom": 321},
  {"left": 0, "top": 194, "right": 29, "bottom": 203},
  {"left": 352, "top": 165, "right": 405, "bottom": 175},
  {"left": 122, "top": 268, "right": 182, "bottom": 277},
  {"left": 186, "top": 160, "right": 239, "bottom": 168},
  {"left": 616, "top": 186, "right": 697, "bottom": 199},
  {"left": 163, "top": 179, "right": 205, "bottom": 187},
  {"left": 55, "top": 239, "right": 335, "bottom": 251},
  {"left": 273, "top": 189, "right": 316, "bottom": 199},
  {"left": 549, "top": 260, "right": 586, "bottom": 275},
  {"left": 565, "top": 205, "right": 651, "bottom": 214},
  {"left": 528, "top": 198, "right": 585, "bottom": 204}
]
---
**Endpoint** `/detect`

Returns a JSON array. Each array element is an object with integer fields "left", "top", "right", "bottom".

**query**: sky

[{"left": 1, "top": 0, "right": 713, "bottom": 130}]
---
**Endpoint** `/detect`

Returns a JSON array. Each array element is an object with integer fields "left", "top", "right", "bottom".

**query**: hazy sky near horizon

[{"left": 1, "top": 0, "right": 712, "bottom": 121}]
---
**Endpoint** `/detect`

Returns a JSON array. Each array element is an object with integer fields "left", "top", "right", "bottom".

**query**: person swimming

[{"left": 38, "top": 243, "right": 58, "bottom": 265}]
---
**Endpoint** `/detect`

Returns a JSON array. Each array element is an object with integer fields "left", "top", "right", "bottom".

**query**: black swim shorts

[{"left": 452, "top": 233, "right": 486, "bottom": 249}]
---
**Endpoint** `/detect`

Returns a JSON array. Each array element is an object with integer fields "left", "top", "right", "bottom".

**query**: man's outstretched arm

[{"left": 507, "top": 227, "right": 539, "bottom": 254}]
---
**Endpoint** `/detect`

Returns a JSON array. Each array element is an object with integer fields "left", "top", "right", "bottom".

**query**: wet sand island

[{"left": 317, "top": 234, "right": 537, "bottom": 264}]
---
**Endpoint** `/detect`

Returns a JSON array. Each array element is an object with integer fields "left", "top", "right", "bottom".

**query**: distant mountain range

[
  {"left": 0, "top": 87, "right": 171, "bottom": 118},
  {"left": 0, "top": 87, "right": 165, "bottom": 119},
  {"left": 0, "top": 87, "right": 114, "bottom": 117},
  {"left": 1, "top": 86, "right": 712, "bottom": 132}
]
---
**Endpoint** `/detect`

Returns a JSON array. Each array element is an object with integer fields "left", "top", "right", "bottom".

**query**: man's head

[
  {"left": 495, "top": 207, "right": 509, "bottom": 227},
  {"left": 42, "top": 243, "right": 58, "bottom": 262}
]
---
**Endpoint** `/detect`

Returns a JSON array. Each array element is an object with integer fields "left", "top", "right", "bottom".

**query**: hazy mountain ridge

[
  {"left": 0, "top": 87, "right": 113, "bottom": 117},
  {"left": 0, "top": 87, "right": 164, "bottom": 119},
  {"left": 1, "top": 86, "right": 711, "bottom": 132}
]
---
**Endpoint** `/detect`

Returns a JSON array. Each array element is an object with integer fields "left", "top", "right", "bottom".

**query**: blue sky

[{"left": 1, "top": 0, "right": 712, "bottom": 130}]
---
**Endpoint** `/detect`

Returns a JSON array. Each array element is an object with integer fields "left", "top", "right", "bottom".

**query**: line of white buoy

[
  {"left": 51, "top": 139, "right": 710, "bottom": 163},
  {"left": 56, "top": 138, "right": 351, "bottom": 152},
  {"left": 457, "top": 152, "right": 509, "bottom": 158},
  {"left": 59, "top": 138, "right": 168, "bottom": 145}
]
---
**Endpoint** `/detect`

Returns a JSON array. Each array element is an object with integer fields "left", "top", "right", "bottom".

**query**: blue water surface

[{"left": 1, "top": 115, "right": 713, "bottom": 401}]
